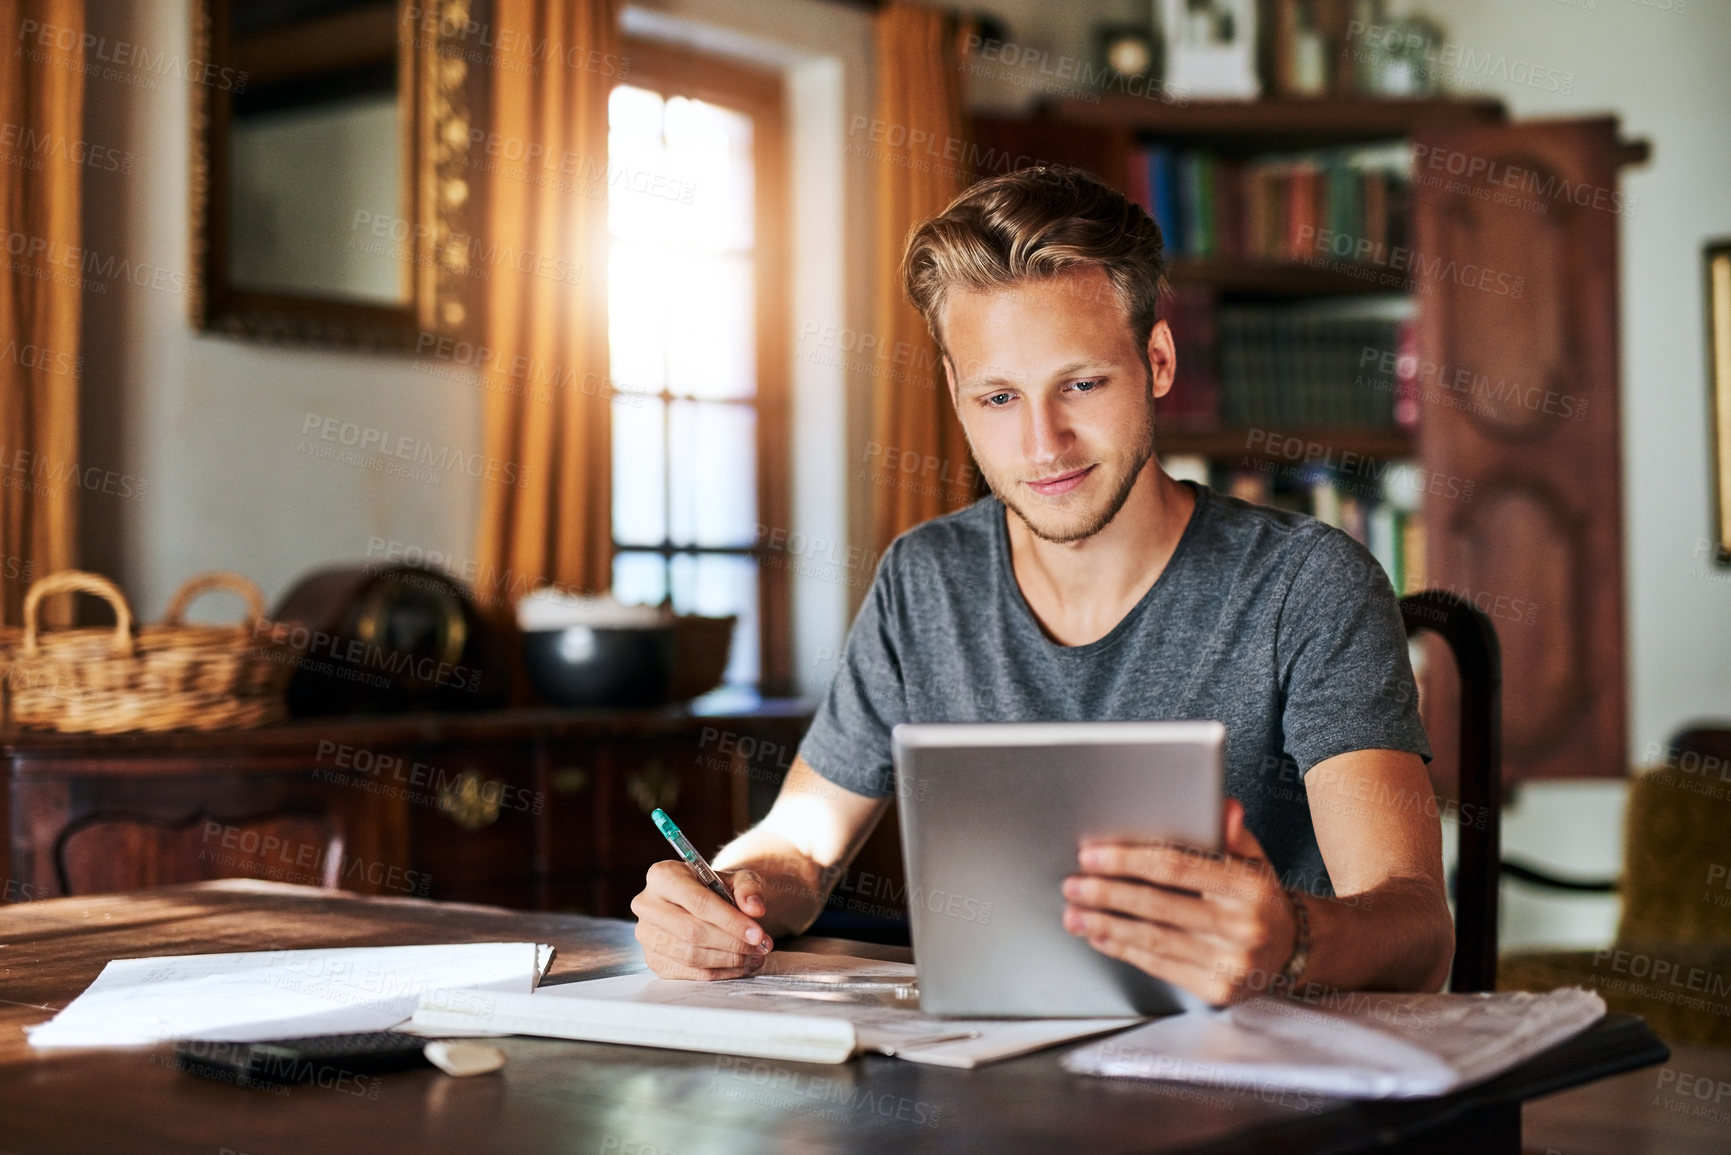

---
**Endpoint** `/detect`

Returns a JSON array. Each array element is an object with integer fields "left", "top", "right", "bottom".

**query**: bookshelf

[
  {"left": 971, "top": 99, "right": 1637, "bottom": 786},
  {"left": 1168, "top": 257, "right": 1411, "bottom": 296},
  {"left": 1162, "top": 426, "right": 1413, "bottom": 460},
  {"left": 976, "top": 98, "right": 1457, "bottom": 593},
  {"left": 1049, "top": 95, "right": 1505, "bottom": 148}
]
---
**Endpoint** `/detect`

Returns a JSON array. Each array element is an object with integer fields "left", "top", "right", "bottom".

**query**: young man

[{"left": 632, "top": 166, "right": 1454, "bottom": 1004}]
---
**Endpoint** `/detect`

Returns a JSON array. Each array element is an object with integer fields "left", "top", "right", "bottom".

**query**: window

[{"left": 606, "top": 45, "right": 790, "bottom": 693}]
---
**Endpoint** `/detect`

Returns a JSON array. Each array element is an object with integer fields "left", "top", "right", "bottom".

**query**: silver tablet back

[{"left": 892, "top": 720, "right": 1224, "bottom": 1018}]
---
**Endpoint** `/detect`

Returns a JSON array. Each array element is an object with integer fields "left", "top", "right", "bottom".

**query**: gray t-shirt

[{"left": 798, "top": 480, "right": 1432, "bottom": 896}]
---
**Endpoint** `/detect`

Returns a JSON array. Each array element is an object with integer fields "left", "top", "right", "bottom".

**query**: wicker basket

[
  {"left": 7, "top": 570, "right": 302, "bottom": 734},
  {"left": 0, "top": 623, "right": 20, "bottom": 727}
]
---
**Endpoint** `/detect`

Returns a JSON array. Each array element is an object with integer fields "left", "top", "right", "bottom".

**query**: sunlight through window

[{"left": 607, "top": 82, "right": 761, "bottom": 688}]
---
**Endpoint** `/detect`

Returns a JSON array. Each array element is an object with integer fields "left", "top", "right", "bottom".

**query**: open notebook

[{"left": 409, "top": 951, "right": 1141, "bottom": 1067}]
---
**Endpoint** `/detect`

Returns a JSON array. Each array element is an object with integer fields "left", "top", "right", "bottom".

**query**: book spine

[
  {"left": 1218, "top": 157, "right": 1244, "bottom": 262},
  {"left": 1127, "top": 145, "right": 1153, "bottom": 217},
  {"left": 1394, "top": 315, "right": 1421, "bottom": 429},
  {"left": 1369, "top": 502, "right": 1400, "bottom": 590},
  {"left": 1401, "top": 509, "right": 1427, "bottom": 595},
  {"left": 1311, "top": 473, "right": 1342, "bottom": 528},
  {"left": 1176, "top": 151, "right": 1199, "bottom": 258},
  {"left": 1153, "top": 147, "right": 1181, "bottom": 256}
]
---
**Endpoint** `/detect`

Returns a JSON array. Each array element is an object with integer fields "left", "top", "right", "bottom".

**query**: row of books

[
  {"left": 1157, "top": 286, "right": 1222, "bottom": 428},
  {"left": 1127, "top": 144, "right": 1412, "bottom": 264},
  {"left": 1218, "top": 305, "right": 1404, "bottom": 428},
  {"left": 1169, "top": 456, "right": 1426, "bottom": 595},
  {"left": 1157, "top": 289, "right": 1410, "bottom": 430}
]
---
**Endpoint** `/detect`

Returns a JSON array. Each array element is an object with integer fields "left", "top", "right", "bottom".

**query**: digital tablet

[{"left": 891, "top": 720, "right": 1224, "bottom": 1018}]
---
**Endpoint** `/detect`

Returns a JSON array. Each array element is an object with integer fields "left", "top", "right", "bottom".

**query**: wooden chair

[{"left": 1400, "top": 590, "right": 1504, "bottom": 993}]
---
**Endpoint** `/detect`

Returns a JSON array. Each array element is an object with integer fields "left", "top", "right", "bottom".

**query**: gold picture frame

[
  {"left": 1708, "top": 239, "right": 1731, "bottom": 565},
  {"left": 188, "top": 0, "right": 475, "bottom": 348}
]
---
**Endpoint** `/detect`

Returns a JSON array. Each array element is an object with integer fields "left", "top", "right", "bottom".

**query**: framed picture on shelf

[
  {"left": 1160, "top": 0, "right": 1260, "bottom": 99},
  {"left": 1705, "top": 238, "right": 1731, "bottom": 565}
]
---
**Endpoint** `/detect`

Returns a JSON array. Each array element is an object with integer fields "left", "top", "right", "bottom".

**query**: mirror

[{"left": 190, "top": 0, "right": 475, "bottom": 347}]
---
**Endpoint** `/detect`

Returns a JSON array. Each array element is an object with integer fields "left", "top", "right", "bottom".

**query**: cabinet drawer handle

[
  {"left": 625, "top": 761, "right": 679, "bottom": 814},
  {"left": 438, "top": 770, "right": 504, "bottom": 830}
]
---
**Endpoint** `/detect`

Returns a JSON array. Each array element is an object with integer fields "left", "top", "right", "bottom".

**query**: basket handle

[
  {"left": 161, "top": 570, "right": 268, "bottom": 627},
  {"left": 21, "top": 570, "right": 136, "bottom": 657}
]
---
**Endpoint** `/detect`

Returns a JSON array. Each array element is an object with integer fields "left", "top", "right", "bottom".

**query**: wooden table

[{"left": 0, "top": 882, "right": 1669, "bottom": 1154}]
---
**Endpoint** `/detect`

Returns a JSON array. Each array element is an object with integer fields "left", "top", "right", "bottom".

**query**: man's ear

[{"left": 1146, "top": 319, "right": 1177, "bottom": 401}]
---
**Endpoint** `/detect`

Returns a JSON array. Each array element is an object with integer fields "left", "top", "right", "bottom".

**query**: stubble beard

[{"left": 976, "top": 408, "right": 1157, "bottom": 545}]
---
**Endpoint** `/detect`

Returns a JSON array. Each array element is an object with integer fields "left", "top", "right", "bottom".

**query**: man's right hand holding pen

[
  {"left": 631, "top": 756, "right": 892, "bottom": 980},
  {"left": 631, "top": 860, "right": 776, "bottom": 980}
]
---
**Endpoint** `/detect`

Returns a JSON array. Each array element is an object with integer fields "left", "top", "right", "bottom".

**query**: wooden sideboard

[{"left": 0, "top": 700, "right": 812, "bottom": 918}]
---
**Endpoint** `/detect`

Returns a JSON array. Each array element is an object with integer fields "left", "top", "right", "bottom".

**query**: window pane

[
  {"left": 612, "top": 551, "right": 668, "bottom": 607},
  {"left": 670, "top": 553, "right": 759, "bottom": 686},
  {"left": 609, "top": 84, "right": 664, "bottom": 139},
  {"left": 669, "top": 400, "right": 757, "bottom": 548},
  {"left": 662, "top": 97, "right": 753, "bottom": 252},
  {"left": 611, "top": 394, "right": 666, "bottom": 546},
  {"left": 609, "top": 79, "right": 767, "bottom": 689},
  {"left": 607, "top": 86, "right": 667, "bottom": 242},
  {"left": 667, "top": 253, "right": 754, "bottom": 399},
  {"left": 608, "top": 239, "right": 666, "bottom": 394}
]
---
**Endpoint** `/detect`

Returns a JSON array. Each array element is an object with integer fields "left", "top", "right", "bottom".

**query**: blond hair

[{"left": 901, "top": 165, "right": 1169, "bottom": 350}]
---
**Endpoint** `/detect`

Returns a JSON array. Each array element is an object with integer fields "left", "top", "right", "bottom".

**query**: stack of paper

[
  {"left": 1061, "top": 988, "right": 1606, "bottom": 1099},
  {"left": 27, "top": 943, "right": 553, "bottom": 1048},
  {"left": 410, "top": 951, "right": 1140, "bottom": 1067}
]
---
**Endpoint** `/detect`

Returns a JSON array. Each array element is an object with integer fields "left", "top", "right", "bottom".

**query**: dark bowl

[{"left": 520, "top": 624, "right": 677, "bottom": 708}]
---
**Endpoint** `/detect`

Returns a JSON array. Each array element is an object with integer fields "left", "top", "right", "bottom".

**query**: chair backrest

[
  {"left": 1617, "top": 725, "right": 1731, "bottom": 948},
  {"left": 1400, "top": 591, "right": 1503, "bottom": 993}
]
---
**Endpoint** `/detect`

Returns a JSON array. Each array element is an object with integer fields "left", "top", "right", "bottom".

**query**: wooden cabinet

[
  {"left": 1412, "top": 118, "right": 1631, "bottom": 785},
  {"left": 0, "top": 702, "right": 812, "bottom": 917},
  {"left": 585, "top": 737, "right": 723, "bottom": 915},
  {"left": 406, "top": 741, "right": 540, "bottom": 907}
]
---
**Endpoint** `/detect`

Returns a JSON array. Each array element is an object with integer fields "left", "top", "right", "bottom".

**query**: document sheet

[{"left": 27, "top": 942, "right": 553, "bottom": 1048}]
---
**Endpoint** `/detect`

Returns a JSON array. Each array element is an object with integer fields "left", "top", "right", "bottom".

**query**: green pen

[{"left": 650, "top": 807, "right": 737, "bottom": 908}]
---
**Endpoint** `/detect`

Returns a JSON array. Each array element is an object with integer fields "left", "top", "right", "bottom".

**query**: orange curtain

[
  {"left": 0, "top": 0, "right": 83, "bottom": 624},
  {"left": 869, "top": 1, "right": 975, "bottom": 557},
  {"left": 472, "top": 0, "right": 617, "bottom": 598}
]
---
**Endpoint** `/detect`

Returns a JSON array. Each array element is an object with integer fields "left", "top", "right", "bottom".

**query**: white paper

[
  {"left": 1061, "top": 988, "right": 1606, "bottom": 1099},
  {"left": 27, "top": 942, "right": 551, "bottom": 1048},
  {"left": 411, "top": 952, "right": 1139, "bottom": 1068}
]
